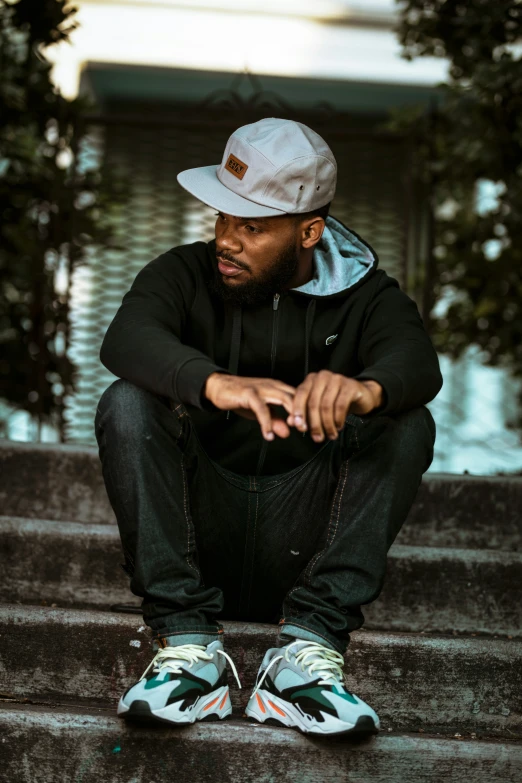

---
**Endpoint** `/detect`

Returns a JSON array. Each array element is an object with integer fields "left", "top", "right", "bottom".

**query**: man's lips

[{"left": 217, "top": 256, "right": 244, "bottom": 276}]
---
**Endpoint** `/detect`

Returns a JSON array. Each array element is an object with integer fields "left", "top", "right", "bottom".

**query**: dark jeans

[{"left": 94, "top": 379, "right": 435, "bottom": 656}]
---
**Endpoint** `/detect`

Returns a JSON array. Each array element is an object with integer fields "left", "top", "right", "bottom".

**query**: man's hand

[
  {"left": 286, "top": 371, "right": 383, "bottom": 442},
  {"left": 203, "top": 373, "right": 296, "bottom": 441}
]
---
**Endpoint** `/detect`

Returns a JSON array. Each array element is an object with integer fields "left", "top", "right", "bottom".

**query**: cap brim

[{"left": 177, "top": 165, "right": 288, "bottom": 218}]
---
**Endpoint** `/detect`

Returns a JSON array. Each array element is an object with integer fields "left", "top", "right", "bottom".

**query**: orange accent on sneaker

[
  {"left": 256, "top": 693, "right": 266, "bottom": 714},
  {"left": 203, "top": 696, "right": 220, "bottom": 711},
  {"left": 278, "top": 618, "right": 285, "bottom": 625},
  {"left": 219, "top": 692, "right": 228, "bottom": 710},
  {"left": 267, "top": 699, "right": 287, "bottom": 718}
]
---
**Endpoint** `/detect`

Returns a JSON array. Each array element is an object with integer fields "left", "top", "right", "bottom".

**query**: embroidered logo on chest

[{"left": 325, "top": 334, "right": 338, "bottom": 345}]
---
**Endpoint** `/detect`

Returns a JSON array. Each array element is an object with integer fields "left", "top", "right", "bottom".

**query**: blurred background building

[{"left": 3, "top": 0, "right": 522, "bottom": 474}]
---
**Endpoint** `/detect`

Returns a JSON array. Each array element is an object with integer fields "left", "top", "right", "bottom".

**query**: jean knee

[
  {"left": 400, "top": 406, "right": 435, "bottom": 443},
  {"left": 395, "top": 406, "right": 436, "bottom": 470},
  {"left": 95, "top": 378, "right": 158, "bottom": 436}
]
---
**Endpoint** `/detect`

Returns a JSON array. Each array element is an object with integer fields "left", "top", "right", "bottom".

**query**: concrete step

[
  {"left": 1, "top": 604, "right": 520, "bottom": 738},
  {"left": 1, "top": 440, "right": 521, "bottom": 550},
  {"left": 1, "top": 702, "right": 521, "bottom": 783},
  {"left": 0, "top": 441, "right": 111, "bottom": 525},
  {"left": 2, "top": 516, "right": 521, "bottom": 637}
]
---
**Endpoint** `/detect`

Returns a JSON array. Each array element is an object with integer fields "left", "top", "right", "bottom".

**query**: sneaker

[
  {"left": 117, "top": 640, "right": 241, "bottom": 725},
  {"left": 244, "top": 638, "right": 380, "bottom": 736}
]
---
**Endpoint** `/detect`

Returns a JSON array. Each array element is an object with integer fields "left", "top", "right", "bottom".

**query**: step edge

[
  {"left": 0, "top": 603, "right": 520, "bottom": 651},
  {"left": 1, "top": 700, "right": 521, "bottom": 750}
]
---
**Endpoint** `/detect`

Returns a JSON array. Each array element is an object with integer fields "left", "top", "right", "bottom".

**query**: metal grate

[{"left": 64, "top": 109, "right": 412, "bottom": 445}]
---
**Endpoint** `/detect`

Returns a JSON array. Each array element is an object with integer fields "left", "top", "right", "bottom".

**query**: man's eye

[{"left": 214, "top": 213, "right": 258, "bottom": 233}]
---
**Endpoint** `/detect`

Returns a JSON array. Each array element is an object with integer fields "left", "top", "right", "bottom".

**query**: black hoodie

[{"left": 99, "top": 214, "right": 443, "bottom": 476}]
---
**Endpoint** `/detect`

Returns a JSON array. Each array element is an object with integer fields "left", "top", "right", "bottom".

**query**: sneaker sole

[
  {"left": 244, "top": 689, "right": 380, "bottom": 737},
  {"left": 118, "top": 685, "right": 232, "bottom": 726}
]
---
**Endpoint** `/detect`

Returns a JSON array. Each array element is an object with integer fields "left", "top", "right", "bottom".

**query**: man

[{"left": 94, "top": 117, "right": 442, "bottom": 737}]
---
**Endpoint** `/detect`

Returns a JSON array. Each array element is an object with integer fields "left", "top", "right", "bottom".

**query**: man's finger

[
  {"left": 271, "top": 417, "right": 292, "bottom": 439},
  {"left": 318, "top": 378, "right": 344, "bottom": 439},
  {"left": 262, "top": 387, "right": 297, "bottom": 416},
  {"left": 290, "top": 374, "right": 316, "bottom": 431},
  {"left": 246, "top": 388, "right": 275, "bottom": 440},
  {"left": 333, "top": 382, "right": 361, "bottom": 429},
  {"left": 272, "top": 380, "right": 297, "bottom": 397},
  {"left": 306, "top": 372, "right": 332, "bottom": 441}
]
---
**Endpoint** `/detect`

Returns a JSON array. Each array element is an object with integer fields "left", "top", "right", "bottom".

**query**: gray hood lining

[{"left": 290, "top": 214, "right": 377, "bottom": 297}]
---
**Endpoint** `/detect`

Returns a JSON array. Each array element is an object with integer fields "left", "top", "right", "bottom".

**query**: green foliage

[
  {"left": 384, "top": 1, "right": 522, "bottom": 385},
  {"left": 0, "top": 0, "right": 128, "bottom": 439}
]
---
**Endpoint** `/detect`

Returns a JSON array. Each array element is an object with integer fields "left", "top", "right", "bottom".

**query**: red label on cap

[{"left": 225, "top": 153, "right": 248, "bottom": 180}]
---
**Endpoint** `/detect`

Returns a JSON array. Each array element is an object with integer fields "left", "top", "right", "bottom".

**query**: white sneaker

[
  {"left": 118, "top": 640, "right": 241, "bottom": 725},
  {"left": 245, "top": 638, "right": 380, "bottom": 736}
]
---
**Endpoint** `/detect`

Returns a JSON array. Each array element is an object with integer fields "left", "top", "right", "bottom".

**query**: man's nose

[{"left": 216, "top": 224, "right": 241, "bottom": 253}]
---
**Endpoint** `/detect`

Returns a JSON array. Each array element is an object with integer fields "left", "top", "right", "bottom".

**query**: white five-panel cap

[{"left": 176, "top": 117, "right": 337, "bottom": 218}]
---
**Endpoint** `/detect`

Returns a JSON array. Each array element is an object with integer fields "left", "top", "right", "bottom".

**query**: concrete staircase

[{"left": 1, "top": 439, "right": 521, "bottom": 781}]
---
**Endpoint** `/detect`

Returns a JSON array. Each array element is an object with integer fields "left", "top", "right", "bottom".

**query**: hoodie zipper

[
  {"left": 256, "top": 292, "right": 280, "bottom": 475},
  {"left": 270, "top": 293, "right": 280, "bottom": 376}
]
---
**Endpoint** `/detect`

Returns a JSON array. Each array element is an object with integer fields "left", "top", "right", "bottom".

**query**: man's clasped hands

[{"left": 203, "top": 371, "right": 384, "bottom": 442}]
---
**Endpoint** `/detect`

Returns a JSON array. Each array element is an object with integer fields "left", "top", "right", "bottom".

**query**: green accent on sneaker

[
  {"left": 169, "top": 677, "right": 206, "bottom": 698},
  {"left": 143, "top": 674, "right": 205, "bottom": 694},
  {"left": 143, "top": 675, "right": 170, "bottom": 690},
  {"left": 332, "top": 684, "right": 358, "bottom": 704},
  {"left": 290, "top": 686, "right": 337, "bottom": 710}
]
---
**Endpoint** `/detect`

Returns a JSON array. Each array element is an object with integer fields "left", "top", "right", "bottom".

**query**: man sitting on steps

[{"left": 94, "top": 117, "right": 442, "bottom": 737}]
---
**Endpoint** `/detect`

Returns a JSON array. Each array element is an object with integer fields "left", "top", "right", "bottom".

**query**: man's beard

[{"left": 208, "top": 241, "right": 300, "bottom": 307}]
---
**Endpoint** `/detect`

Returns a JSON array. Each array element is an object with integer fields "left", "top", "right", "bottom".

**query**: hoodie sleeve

[
  {"left": 353, "top": 277, "right": 443, "bottom": 415},
  {"left": 99, "top": 249, "right": 230, "bottom": 410}
]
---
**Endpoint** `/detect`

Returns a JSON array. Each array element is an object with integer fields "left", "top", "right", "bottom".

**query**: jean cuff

[
  {"left": 152, "top": 628, "right": 223, "bottom": 650},
  {"left": 278, "top": 622, "right": 345, "bottom": 655}
]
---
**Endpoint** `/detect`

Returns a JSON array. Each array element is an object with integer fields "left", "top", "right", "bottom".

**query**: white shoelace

[
  {"left": 140, "top": 643, "right": 242, "bottom": 689},
  {"left": 250, "top": 639, "right": 345, "bottom": 698}
]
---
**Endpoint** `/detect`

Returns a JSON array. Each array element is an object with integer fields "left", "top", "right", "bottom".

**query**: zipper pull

[{"left": 273, "top": 293, "right": 280, "bottom": 311}]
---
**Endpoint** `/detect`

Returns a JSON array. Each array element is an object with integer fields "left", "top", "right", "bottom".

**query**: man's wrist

[
  {"left": 360, "top": 379, "right": 384, "bottom": 409},
  {"left": 203, "top": 371, "right": 224, "bottom": 403}
]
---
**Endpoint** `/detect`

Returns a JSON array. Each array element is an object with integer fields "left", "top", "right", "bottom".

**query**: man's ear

[{"left": 302, "top": 217, "right": 325, "bottom": 248}]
